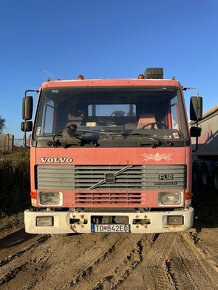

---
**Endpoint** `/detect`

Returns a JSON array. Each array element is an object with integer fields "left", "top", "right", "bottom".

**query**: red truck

[{"left": 21, "top": 68, "right": 202, "bottom": 234}]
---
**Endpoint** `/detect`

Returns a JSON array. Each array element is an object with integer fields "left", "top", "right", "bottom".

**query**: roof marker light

[
  {"left": 138, "top": 74, "right": 145, "bottom": 79},
  {"left": 77, "top": 75, "right": 85, "bottom": 80}
]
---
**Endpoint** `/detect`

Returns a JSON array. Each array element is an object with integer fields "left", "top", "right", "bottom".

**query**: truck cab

[{"left": 22, "top": 68, "right": 202, "bottom": 234}]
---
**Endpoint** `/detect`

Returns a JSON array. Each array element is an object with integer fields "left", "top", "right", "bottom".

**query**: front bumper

[{"left": 24, "top": 207, "right": 194, "bottom": 234}]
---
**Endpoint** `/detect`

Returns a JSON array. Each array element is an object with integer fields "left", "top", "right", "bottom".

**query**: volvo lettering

[{"left": 40, "top": 157, "right": 73, "bottom": 163}]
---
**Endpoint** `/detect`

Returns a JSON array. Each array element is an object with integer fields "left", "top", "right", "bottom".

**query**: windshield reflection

[{"left": 34, "top": 87, "right": 185, "bottom": 145}]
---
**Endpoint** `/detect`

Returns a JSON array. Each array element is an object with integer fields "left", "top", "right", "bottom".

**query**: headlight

[
  {"left": 39, "top": 192, "right": 62, "bottom": 206},
  {"left": 158, "top": 192, "right": 182, "bottom": 205}
]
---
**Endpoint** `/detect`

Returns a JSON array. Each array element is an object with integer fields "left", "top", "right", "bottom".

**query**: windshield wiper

[
  {"left": 47, "top": 125, "right": 174, "bottom": 148},
  {"left": 123, "top": 132, "right": 175, "bottom": 147},
  {"left": 47, "top": 127, "right": 101, "bottom": 147},
  {"left": 47, "top": 125, "right": 83, "bottom": 147},
  {"left": 96, "top": 131, "right": 163, "bottom": 148},
  {"left": 47, "top": 137, "right": 82, "bottom": 147},
  {"left": 137, "top": 136, "right": 162, "bottom": 148}
]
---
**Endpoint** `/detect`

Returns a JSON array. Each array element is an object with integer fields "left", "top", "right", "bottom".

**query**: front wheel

[
  {"left": 212, "top": 167, "right": 218, "bottom": 192},
  {"left": 201, "top": 163, "right": 210, "bottom": 189},
  {"left": 192, "top": 162, "right": 199, "bottom": 187}
]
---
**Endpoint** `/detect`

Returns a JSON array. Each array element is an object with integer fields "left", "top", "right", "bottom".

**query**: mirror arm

[
  {"left": 25, "top": 89, "right": 39, "bottom": 98},
  {"left": 192, "top": 120, "right": 199, "bottom": 153},
  {"left": 192, "top": 136, "right": 199, "bottom": 152}
]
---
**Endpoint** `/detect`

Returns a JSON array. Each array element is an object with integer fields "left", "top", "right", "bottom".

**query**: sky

[{"left": 0, "top": 0, "right": 218, "bottom": 138}]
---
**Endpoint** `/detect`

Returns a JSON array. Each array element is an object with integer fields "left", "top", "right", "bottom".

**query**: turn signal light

[
  {"left": 30, "top": 191, "right": 37, "bottom": 199},
  {"left": 185, "top": 192, "right": 192, "bottom": 207}
]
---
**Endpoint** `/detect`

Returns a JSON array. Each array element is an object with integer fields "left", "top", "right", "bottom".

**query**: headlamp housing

[
  {"left": 158, "top": 192, "right": 182, "bottom": 206},
  {"left": 39, "top": 192, "right": 62, "bottom": 206}
]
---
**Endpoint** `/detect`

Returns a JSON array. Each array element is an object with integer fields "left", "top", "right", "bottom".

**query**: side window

[
  {"left": 88, "top": 104, "right": 136, "bottom": 116},
  {"left": 43, "top": 99, "right": 55, "bottom": 134},
  {"left": 170, "top": 97, "right": 179, "bottom": 129}
]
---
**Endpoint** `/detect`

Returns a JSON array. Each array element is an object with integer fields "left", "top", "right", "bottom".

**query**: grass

[
  {"left": 0, "top": 147, "right": 29, "bottom": 163},
  {"left": 0, "top": 212, "right": 24, "bottom": 232},
  {"left": 0, "top": 147, "right": 30, "bottom": 215}
]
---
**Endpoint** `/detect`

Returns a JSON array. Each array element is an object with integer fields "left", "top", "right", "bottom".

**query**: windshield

[{"left": 34, "top": 87, "right": 188, "bottom": 146}]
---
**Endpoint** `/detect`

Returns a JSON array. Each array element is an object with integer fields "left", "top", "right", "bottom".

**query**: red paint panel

[
  {"left": 41, "top": 79, "right": 181, "bottom": 89},
  {"left": 33, "top": 147, "right": 186, "bottom": 165}
]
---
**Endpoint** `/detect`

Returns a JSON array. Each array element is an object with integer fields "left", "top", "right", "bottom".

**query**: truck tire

[
  {"left": 192, "top": 162, "right": 199, "bottom": 187},
  {"left": 212, "top": 167, "right": 218, "bottom": 192},
  {"left": 200, "top": 163, "right": 210, "bottom": 189}
]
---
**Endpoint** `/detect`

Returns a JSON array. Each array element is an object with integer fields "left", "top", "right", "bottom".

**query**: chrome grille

[
  {"left": 74, "top": 165, "right": 142, "bottom": 189},
  {"left": 36, "top": 164, "right": 186, "bottom": 190}
]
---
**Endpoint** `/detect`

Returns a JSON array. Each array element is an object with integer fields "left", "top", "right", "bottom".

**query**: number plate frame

[{"left": 91, "top": 224, "right": 130, "bottom": 233}]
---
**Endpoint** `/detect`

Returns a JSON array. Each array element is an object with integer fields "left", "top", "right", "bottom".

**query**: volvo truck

[{"left": 21, "top": 68, "right": 202, "bottom": 234}]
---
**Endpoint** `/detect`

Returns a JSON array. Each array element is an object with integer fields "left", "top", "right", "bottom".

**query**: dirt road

[{"left": 1, "top": 191, "right": 218, "bottom": 290}]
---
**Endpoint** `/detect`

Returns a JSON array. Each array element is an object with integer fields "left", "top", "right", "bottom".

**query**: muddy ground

[{"left": 0, "top": 189, "right": 218, "bottom": 290}]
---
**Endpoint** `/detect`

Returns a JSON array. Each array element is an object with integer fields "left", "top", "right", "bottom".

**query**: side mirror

[
  {"left": 21, "top": 121, "right": 33, "bottom": 132},
  {"left": 22, "top": 96, "right": 33, "bottom": 120},
  {"left": 190, "top": 126, "right": 202, "bottom": 137},
  {"left": 190, "top": 96, "right": 203, "bottom": 121}
]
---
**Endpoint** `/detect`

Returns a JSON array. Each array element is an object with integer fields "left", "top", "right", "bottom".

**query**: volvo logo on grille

[
  {"left": 158, "top": 174, "right": 174, "bottom": 180},
  {"left": 40, "top": 157, "right": 73, "bottom": 163},
  {"left": 105, "top": 173, "right": 116, "bottom": 183}
]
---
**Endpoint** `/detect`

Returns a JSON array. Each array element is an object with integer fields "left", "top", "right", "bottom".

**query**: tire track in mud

[
  {"left": 73, "top": 231, "right": 218, "bottom": 290},
  {"left": 114, "top": 232, "right": 218, "bottom": 290},
  {"left": 2, "top": 236, "right": 80, "bottom": 289},
  {"left": 0, "top": 232, "right": 177, "bottom": 290},
  {"left": 112, "top": 233, "right": 177, "bottom": 290},
  {"left": 70, "top": 234, "right": 148, "bottom": 290},
  {"left": 1, "top": 229, "right": 218, "bottom": 290},
  {"left": 30, "top": 233, "right": 128, "bottom": 290},
  {"left": 0, "top": 235, "right": 49, "bottom": 268},
  {"left": 92, "top": 238, "right": 145, "bottom": 290},
  {"left": 24, "top": 235, "right": 71, "bottom": 290},
  {"left": 166, "top": 233, "right": 218, "bottom": 290},
  {"left": 0, "top": 263, "right": 28, "bottom": 287},
  {"left": 0, "top": 231, "right": 55, "bottom": 289},
  {"left": 0, "top": 235, "right": 81, "bottom": 289},
  {"left": 66, "top": 233, "right": 176, "bottom": 290}
]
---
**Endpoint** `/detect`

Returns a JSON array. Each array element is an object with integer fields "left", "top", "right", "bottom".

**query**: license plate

[{"left": 91, "top": 224, "right": 130, "bottom": 233}]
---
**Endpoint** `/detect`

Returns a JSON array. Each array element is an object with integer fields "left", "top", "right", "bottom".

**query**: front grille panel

[
  {"left": 74, "top": 165, "right": 142, "bottom": 189},
  {"left": 36, "top": 165, "right": 75, "bottom": 190},
  {"left": 75, "top": 192, "right": 142, "bottom": 205},
  {"left": 36, "top": 164, "right": 186, "bottom": 190},
  {"left": 142, "top": 166, "right": 186, "bottom": 189}
]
